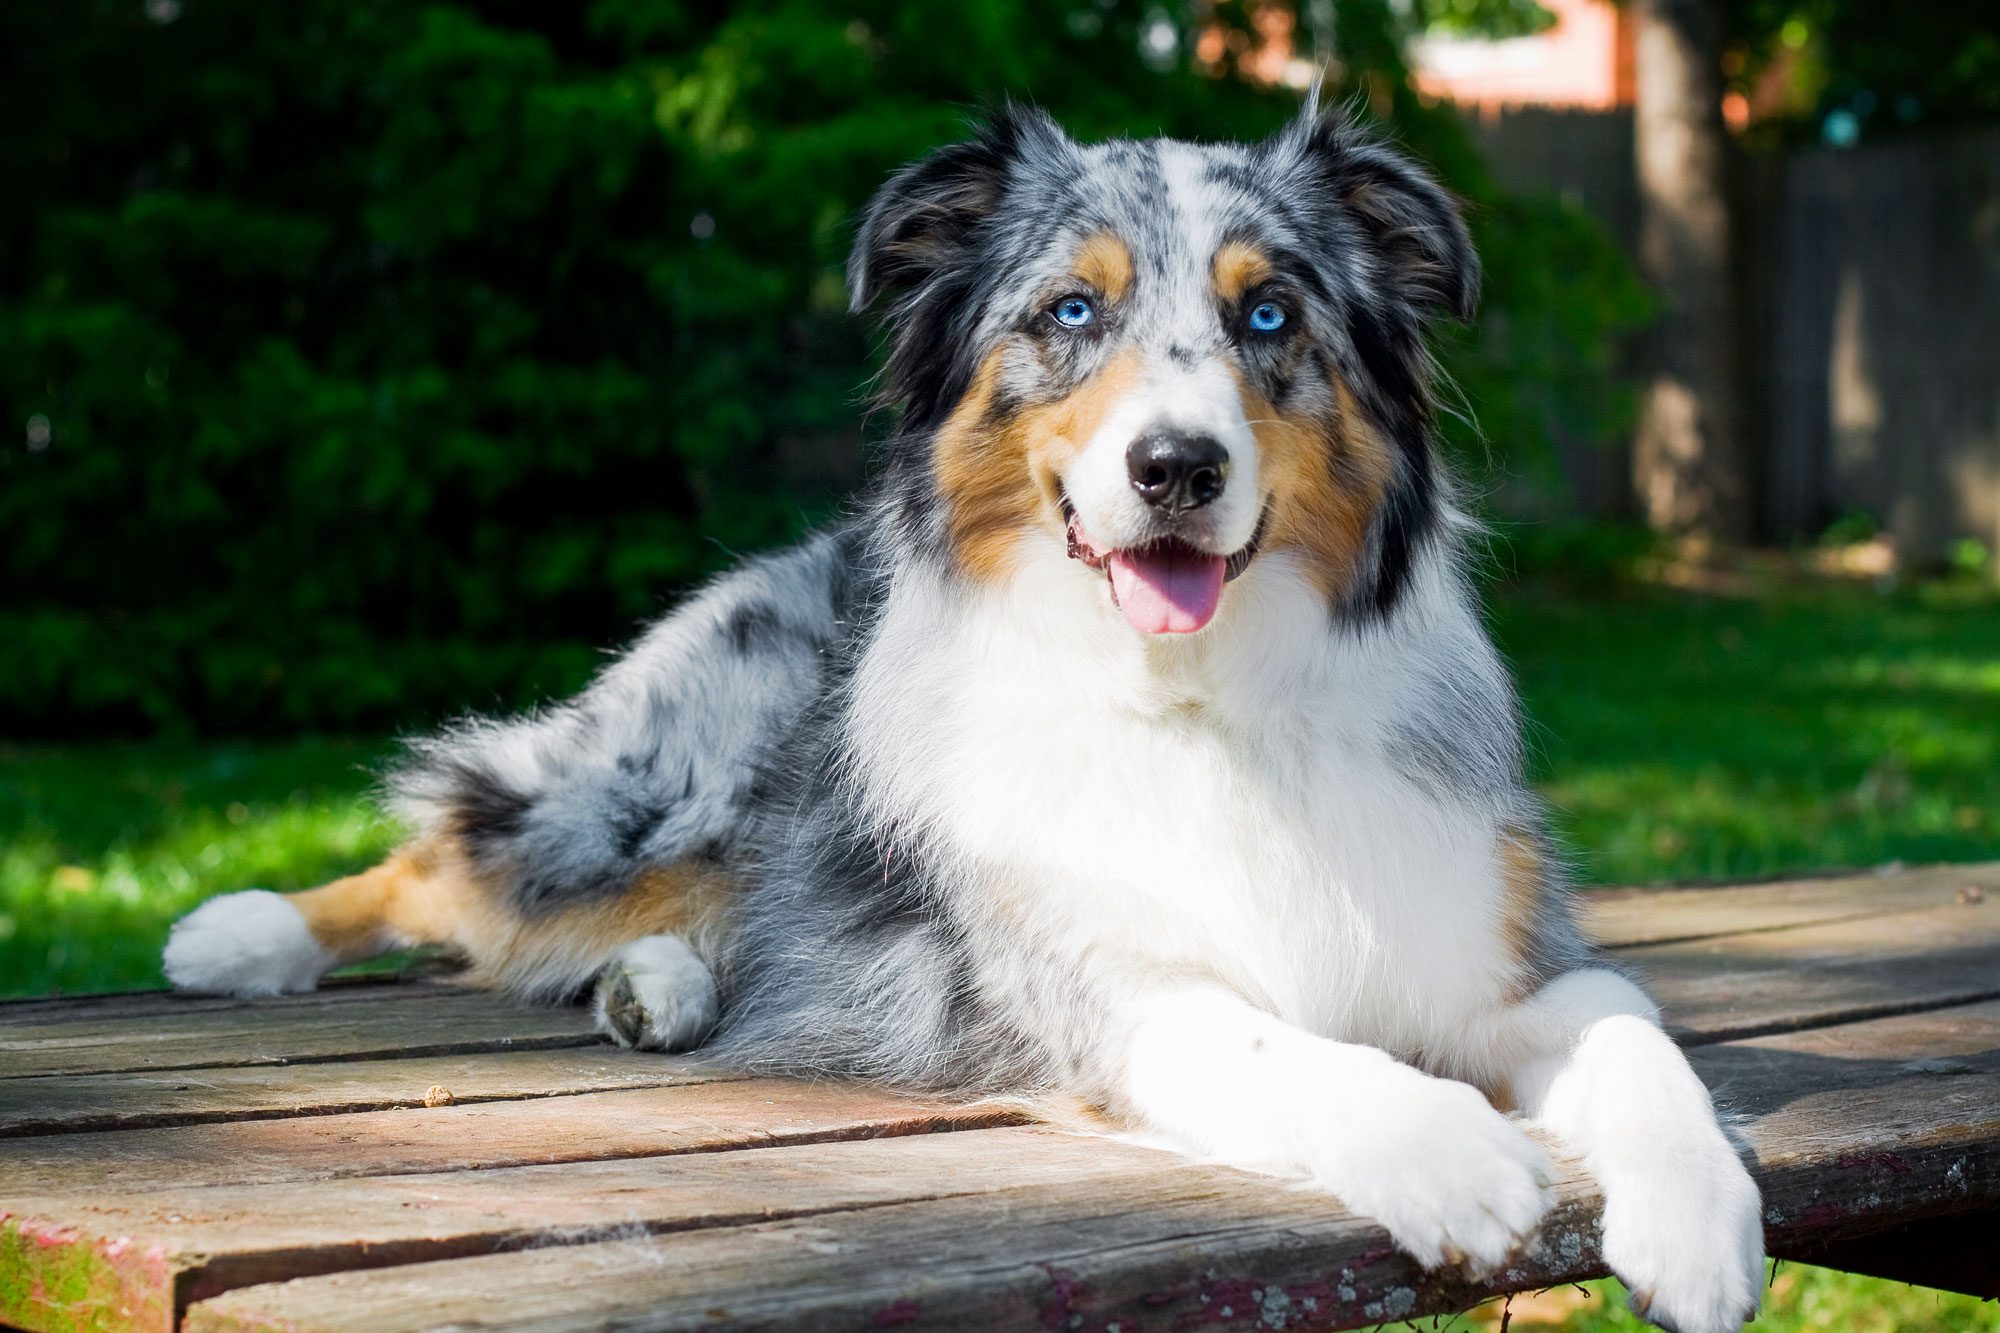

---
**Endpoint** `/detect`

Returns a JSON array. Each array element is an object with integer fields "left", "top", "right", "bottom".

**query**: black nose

[{"left": 1126, "top": 431, "right": 1228, "bottom": 513}]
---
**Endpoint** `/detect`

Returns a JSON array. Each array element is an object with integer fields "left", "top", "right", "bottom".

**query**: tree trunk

[{"left": 1632, "top": 0, "right": 1751, "bottom": 544}]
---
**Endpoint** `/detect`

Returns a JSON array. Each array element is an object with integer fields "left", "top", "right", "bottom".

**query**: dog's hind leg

[
  {"left": 165, "top": 527, "right": 864, "bottom": 1019},
  {"left": 165, "top": 838, "right": 734, "bottom": 1048},
  {"left": 162, "top": 839, "right": 494, "bottom": 998},
  {"left": 592, "top": 932, "right": 721, "bottom": 1051},
  {"left": 163, "top": 839, "right": 485, "bottom": 998}
]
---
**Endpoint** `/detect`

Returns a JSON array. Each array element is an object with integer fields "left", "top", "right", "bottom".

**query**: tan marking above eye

[
  {"left": 1070, "top": 231, "right": 1135, "bottom": 303},
  {"left": 1213, "top": 241, "right": 1275, "bottom": 304}
]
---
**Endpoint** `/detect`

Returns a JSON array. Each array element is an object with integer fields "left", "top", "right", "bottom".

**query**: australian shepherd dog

[{"left": 165, "top": 98, "right": 1763, "bottom": 1332}]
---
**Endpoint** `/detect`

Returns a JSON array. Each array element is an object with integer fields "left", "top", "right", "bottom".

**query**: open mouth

[{"left": 1063, "top": 498, "right": 1265, "bottom": 635}]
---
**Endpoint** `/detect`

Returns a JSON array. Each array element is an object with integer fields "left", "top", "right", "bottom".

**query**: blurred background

[{"left": 2, "top": 1, "right": 1997, "bottom": 1324}]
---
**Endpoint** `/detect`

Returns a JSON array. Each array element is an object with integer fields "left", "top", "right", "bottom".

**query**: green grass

[
  {"left": 1, "top": 738, "right": 399, "bottom": 996},
  {"left": 5, "top": 569, "right": 1997, "bottom": 1331},
  {"left": 1496, "top": 573, "right": 2000, "bottom": 886}
]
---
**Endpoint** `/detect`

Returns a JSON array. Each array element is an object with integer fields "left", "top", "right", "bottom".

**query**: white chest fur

[{"left": 847, "top": 542, "right": 1523, "bottom": 1062}]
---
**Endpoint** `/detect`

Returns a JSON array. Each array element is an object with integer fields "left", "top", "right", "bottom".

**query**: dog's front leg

[
  {"left": 1119, "top": 984, "right": 1554, "bottom": 1273},
  {"left": 1507, "top": 969, "right": 1764, "bottom": 1333}
]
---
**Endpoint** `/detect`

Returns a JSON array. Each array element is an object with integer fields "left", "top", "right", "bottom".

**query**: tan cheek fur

[
  {"left": 1240, "top": 374, "right": 1393, "bottom": 599},
  {"left": 1214, "top": 240, "right": 1392, "bottom": 601},
  {"left": 935, "top": 346, "right": 1145, "bottom": 581},
  {"left": 933, "top": 233, "right": 1143, "bottom": 581}
]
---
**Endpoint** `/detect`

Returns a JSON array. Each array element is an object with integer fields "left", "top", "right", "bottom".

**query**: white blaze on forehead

[{"left": 1153, "top": 141, "right": 1233, "bottom": 343}]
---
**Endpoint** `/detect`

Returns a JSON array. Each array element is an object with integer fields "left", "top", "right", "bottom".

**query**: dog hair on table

[{"left": 164, "top": 94, "right": 1765, "bottom": 1333}]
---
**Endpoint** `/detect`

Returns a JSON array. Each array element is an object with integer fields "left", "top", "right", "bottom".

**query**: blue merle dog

[{"left": 166, "top": 97, "right": 1763, "bottom": 1333}]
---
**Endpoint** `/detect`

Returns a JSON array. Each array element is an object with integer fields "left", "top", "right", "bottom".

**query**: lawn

[
  {"left": 4, "top": 561, "right": 1996, "bottom": 1330},
  {"left": 1500, "top": 567, "right": 2000, "bottom": 887}
]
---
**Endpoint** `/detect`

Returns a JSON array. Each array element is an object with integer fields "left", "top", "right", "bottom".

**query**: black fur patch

[
  {"left": 441, "top": 759, "right": 533, "bottom": 851},
  {"left": 726, "top": 603, "right": 784, "bottom": 655}
]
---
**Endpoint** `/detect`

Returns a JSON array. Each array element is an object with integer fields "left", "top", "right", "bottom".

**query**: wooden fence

[{"left": 1471, "top": 109, "right": 2000, "bottom": 561}]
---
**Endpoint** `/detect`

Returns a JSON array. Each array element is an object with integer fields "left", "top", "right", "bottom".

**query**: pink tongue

[{"left": 1106, "top": 545, "right": 1227, "bottom": 634}]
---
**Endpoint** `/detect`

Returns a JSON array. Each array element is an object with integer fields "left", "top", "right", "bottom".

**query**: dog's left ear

[
  {"left": 848, "top": 104, "right": 1073, "bottom": 314},
  {"left": 1268, "top": 96, "right": 1479, "bottom": 325}
]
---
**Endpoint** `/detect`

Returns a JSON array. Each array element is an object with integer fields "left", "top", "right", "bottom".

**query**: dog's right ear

[{"left": 848, "top": 105, "right": 1071, "bottom": 314}]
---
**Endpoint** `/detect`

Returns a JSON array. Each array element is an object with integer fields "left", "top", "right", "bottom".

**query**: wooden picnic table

[{"left": 4, "top": 863, "right": 1997, "bottom": 1333}]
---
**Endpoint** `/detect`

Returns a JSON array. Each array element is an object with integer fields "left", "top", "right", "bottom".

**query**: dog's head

[{"left": 851, "top": 97, "right": 1475, "bottom": 634}]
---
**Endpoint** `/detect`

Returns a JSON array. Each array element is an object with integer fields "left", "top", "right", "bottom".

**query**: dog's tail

[{"left": 162, "top": 527, "right": 865, "bottom": 1000}]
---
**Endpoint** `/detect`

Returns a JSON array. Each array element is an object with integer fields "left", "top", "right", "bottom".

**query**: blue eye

[
  {"left": 1052, "top": 297, "right": 1095, "bottom": 329},
  {"left": 1248, "top": 301, "right": 1287, "bottom": 334}
]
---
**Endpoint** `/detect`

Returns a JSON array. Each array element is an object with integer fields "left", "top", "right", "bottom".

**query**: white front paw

[
  {"left": 1602, "top": 1139, "right": 1763, "bottom": 1333},
  {"left": 1319, "top": 1069, "right": 1555, "bottom": 1274}
]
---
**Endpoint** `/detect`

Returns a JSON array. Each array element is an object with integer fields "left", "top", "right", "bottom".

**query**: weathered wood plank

[
  {"left": 3, "top": 869, "right": 1995, "bottom": 1333},
  {"left": 0, "top": 991, "right": 603, "bottom": 1079},
  {"left": 0, "top": 1078, "right": 1020, "bottom": 1196},
  {"left": 1, "top": 1127, "right": 1167, "bottom": 1333},
  {"left": 66, "top": 999, "right": 2000, "bottom": 1333},
  {"left": 1585, "top": 861, "right": 2000, "bottom": 947},
  {"left": 1632, "top": 894, "right": 2000, "bottom": 1042},
  {"left": 0, "top": 1047, "right": 740, "bottom": 1139},
  {"left": 185, "top": 1174, "right": 1599, "bottom": 1333},
  {"left": 178, "top": 989, "right": 2000, "bottom": 1333}
]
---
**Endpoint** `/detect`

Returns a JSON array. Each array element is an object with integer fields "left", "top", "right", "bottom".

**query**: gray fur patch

[{"left": 387, "top": 527, "right": 865, "bottom": 922}]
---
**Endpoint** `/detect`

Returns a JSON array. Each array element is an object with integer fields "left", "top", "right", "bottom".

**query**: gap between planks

[
  {"left": 1625, "top": 892, "right": 2000, "bottom": 1045},
  {"left": 0, "top": 1078, "right": 1030, "bottom": 1196}
]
